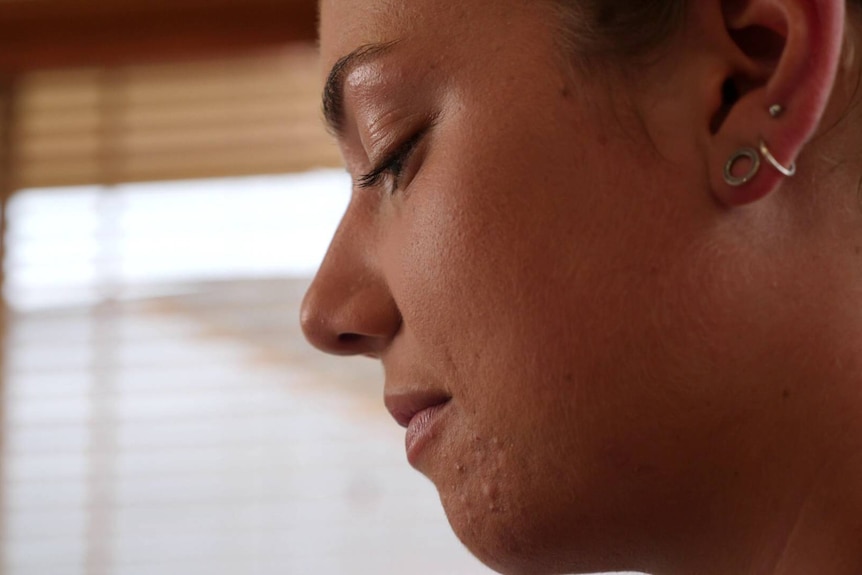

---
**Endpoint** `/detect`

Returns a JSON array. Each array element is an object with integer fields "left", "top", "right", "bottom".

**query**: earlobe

[{"left": 705, "top": 0, "right": 846, "bottom": 207}]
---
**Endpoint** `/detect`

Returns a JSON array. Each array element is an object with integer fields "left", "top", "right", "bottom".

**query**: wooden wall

[{"left": 0, "top": 0, "right": 318, "bottom": 72}]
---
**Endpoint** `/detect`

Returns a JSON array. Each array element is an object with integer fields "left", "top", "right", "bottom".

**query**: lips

[
  {"left": 384, "top": 390, "right": 451, "bottom": 465},
  {"left": 384, "top": 390, "right": 451, "bottom": 429}
]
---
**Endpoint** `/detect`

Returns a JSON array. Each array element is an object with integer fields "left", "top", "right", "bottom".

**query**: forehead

[{"left": 318, "top": 0, "right": 533, "bottom": 81}]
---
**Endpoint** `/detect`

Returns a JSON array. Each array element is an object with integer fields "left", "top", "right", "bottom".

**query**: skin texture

[{"left": 302, "top": 1, "right": 862, "bottom": 574}]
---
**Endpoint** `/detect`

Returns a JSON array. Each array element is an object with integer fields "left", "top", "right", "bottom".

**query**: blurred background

[{"left": 0, "top": 1, "right": 492, "bottom": 573}]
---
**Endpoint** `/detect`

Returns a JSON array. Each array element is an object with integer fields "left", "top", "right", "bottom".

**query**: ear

[{"left": 697, "top": 0, "right": 847, "bottom": 206}]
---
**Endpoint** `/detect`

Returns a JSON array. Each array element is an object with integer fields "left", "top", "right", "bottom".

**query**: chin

[
  {"left": 438, "top": 481, "right": 644, "bottom": 575},
  {"left": 438, "top": 487, "right": 576, "bottom": 575}
]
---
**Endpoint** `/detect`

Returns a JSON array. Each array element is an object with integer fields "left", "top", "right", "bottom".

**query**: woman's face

[{"left": 304, "top": 0, "right": 781, "bottom": 572}]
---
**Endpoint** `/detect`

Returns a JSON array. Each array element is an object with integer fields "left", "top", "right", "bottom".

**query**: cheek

[
  {"left": 380, "top": 90, "right": 737, "bottom": 566},
  {"left": 386, "top": 104, "right": 683, "bottom": 451}
]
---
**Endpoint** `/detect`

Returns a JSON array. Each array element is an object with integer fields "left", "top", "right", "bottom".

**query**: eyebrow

[{"left": 322, "top": 41, "right": 399, "bottom": 138}]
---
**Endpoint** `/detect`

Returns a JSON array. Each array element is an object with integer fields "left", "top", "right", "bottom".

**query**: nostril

[
  {"left": 337, "top": 333, "right": 363, "bottom": 345},
  {"left": 336, "top": 332, "right": 374, "bottom": 355}
]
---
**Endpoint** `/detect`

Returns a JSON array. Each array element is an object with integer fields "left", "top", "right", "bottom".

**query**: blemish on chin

[{"left": 482, "top": 482, "right": 504, "bottom": 513}]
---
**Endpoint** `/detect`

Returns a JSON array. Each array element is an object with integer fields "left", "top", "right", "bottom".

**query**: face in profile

[{"left": 303, "top": 0, "right": 797, "bottom": 573}]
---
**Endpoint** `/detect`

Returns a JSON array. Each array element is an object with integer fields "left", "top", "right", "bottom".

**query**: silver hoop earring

[
  {"left": 759, "top": 139, "right": 796, "bottom": 177},
  {"left": 724, "top": 147, "right": 761, "bottom": 187}
]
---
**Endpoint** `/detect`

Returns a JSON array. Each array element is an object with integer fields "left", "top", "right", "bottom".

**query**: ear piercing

[
  {"left": 722, "top": 103, "right": 795, "bottom": 187},
  {"left": 759, "top": 139, "right": 796, "bottom": 177},
  {"left": 724, "top": 147, "right": 761, "bottom": 187}
]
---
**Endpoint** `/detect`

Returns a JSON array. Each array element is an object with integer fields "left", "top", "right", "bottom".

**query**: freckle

[{"left": 782, "top": 389, "right": 791, "bottom": 400}]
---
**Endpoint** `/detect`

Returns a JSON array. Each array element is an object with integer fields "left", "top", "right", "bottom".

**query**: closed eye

[{"left": 357, "top": 127, "right": 429, "bottom": 192}]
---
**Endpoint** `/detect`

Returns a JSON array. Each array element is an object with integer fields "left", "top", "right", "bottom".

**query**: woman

[{"left": 301, "top": 0, "right": 862, "bottom": 573}]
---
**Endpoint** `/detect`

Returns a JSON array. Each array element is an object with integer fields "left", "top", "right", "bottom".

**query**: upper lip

[{"left": 384, "top": 390, "right": 451, "bottom": 428}]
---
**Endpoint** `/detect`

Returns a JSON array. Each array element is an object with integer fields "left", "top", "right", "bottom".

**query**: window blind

[{"left": 12, "top": 46, "right": 342, "bottom": 189}]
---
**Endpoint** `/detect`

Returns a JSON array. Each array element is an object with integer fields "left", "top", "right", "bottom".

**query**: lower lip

[{"left": 405, "top": 401, "right": 450, "bottom": 466}]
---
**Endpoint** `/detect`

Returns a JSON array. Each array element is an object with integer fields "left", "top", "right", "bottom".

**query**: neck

[
  {"left": 653, "top": 310, "right": 862, "bottom": 575},
  {"left": 696, "top": 343, "right": 862, "bottom": 575},
  {"left": 661, "top": 411, "right": 862, "bottom": 575},
  {"left": 768, "top": 447, "right": 862, "bottom": 575}
]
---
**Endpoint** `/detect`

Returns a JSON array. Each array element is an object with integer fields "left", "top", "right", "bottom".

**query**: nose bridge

[{"left": 300, "top": 204, "right": 400, "bottom": 356}]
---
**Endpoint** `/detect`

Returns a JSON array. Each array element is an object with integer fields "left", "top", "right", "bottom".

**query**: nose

[{"left": 300, "top": 211, "right": 401, "bottom": 357}]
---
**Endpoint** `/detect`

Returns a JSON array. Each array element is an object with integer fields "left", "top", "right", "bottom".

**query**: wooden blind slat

[{"left": 12, "top": 47, "right": 340, "bottom": 189}]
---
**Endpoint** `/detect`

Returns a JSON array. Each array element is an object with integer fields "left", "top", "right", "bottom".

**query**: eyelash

[{"left": 357, "top": 128, "right": 427, "bottom": 193}]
